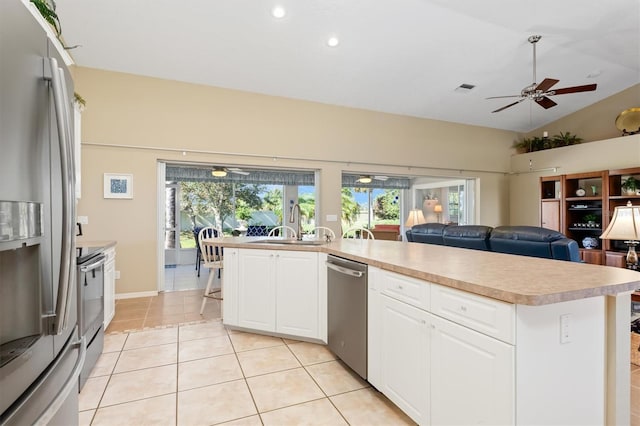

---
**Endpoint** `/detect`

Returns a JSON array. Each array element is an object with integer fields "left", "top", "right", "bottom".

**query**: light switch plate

[
  {"left": 326, "top": 214, "right": 338, "bottom": 222},
  {"left": 77, "top": 216, "right": 88, "bottom": 225}
]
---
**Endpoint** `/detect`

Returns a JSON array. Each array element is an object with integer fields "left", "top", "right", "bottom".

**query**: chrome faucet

[{"left": 289, "top": 203, "right": 303, "bottom": 240}]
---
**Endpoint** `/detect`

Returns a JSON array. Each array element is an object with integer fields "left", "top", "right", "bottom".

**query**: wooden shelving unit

[{"left": 541, "top": 167, "right": 640, "bottom": 267}]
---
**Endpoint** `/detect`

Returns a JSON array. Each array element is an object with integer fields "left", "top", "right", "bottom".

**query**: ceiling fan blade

[
  {"left": 551, "top": 84, "right": 597, "bottom": 95},
  {"left": 229, "top": 170, "right": 250, "bottom": 175},
  {"left": 535, "top": 96, "right": 557, "bottom": 109},
  {"left": 373, "top": 175, "right": 389, "bottom": 181},
  {"left": 535, "top": 78, "right": 559, "bottom": 92},
  {"left": 486, "top": 95, "right": 522, "bottom": 99},
  {"left": 491, "top": 98, "right": 526, "bottom": 113}
]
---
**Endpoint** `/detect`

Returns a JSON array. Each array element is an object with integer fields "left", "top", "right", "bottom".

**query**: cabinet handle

[
  {"left": 421, "top": 319, "right": 426, "bottom": 324},
  {"left": 397, "top": 285, "right": 403, "bottom": 290},
  {"left": 460, "top": 305, "right": 467, "bottom": 312}
]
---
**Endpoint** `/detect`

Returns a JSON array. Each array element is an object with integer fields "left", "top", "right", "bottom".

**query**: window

[{"left": 341, "top": 174, "right": 409, "bottom": 230}]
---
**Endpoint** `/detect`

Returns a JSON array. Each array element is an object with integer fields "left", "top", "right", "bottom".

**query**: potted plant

[
  {"left": 622, "top": 176, "right": 639, "bottom": 195},
  {"left": 551, "top": 132, "right": 583, "bottom": 147},
  {"left": 583, "top": 213, "right": 598, "bottom": 228}
]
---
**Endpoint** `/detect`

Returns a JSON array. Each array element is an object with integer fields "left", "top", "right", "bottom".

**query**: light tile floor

[
  {"left": 79, "top": 322, "right": 415, "bottom": 425},
  {"left": 106, "top": 264, "right": 220, "bottom": 333}
]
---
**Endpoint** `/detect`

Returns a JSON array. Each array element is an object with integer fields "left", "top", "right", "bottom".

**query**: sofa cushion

[
  {"left": 489, "top": 226, "right": 580, "bottom": 261},
  {"left": 406, "top": 223, "right": 448, "bottom": 245},
  {"left": 442, "top": 225, "right": 492, "bottom": 250}
]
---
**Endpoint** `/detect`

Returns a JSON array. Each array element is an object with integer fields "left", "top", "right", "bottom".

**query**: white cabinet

[
  {"left": 369, "top": 267, "right": 514, "bottom": 426},
  {"left": 430, "top": 315, "right": 514, "bottom": 426},
  {"left": 379, "top": 294, "right": 430, "bottom": 425},
  {"left": 103, "top": 246, "right": 116, "bottom": 328},
  {"left": 224, "top": 248, "right": 322, "bottom": 340},
  {"left": 275, "top": 250, "right": 320, "bottom": 338},
  {"left": 237, "top": 249, "right": 276, "bottom": 332}
]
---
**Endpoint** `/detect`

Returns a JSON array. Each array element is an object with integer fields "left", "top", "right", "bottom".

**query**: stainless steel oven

[{"left": 77, "top": 247, "right": 105, "bottom": 389}]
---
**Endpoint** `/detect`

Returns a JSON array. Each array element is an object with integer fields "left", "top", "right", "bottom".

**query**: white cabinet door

[
  {"left": 380, "top": 294, "right": 430, "bottom": 425},
  {"left": 275, "top": 250, "right": 319, "bottom": 338},
  {"left": 430, "top": 315, "right": 514, "bottom": 426},
  {"left": 103, "top": 247, "right": 116, "bottom": 328},
  {"left": 222, "top": 248, "right": 238, "bottom": 326},
  {"left": 237, "top": 249, "right": 276, "bottom": 332}
]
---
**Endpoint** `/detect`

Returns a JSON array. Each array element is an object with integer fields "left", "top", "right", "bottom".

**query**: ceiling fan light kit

[
  {"left": 488, "top": 35, "right": 597, "bottom": 113},
  {"left": 211, "top": 167, "right": 227, "bottom": 177}
]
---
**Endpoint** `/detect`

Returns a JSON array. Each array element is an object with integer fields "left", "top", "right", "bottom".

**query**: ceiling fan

[
  {"left": 487, "top": 35, "right": 597, "bottom": 113},
  {"left": 211, "top": 166, "right": 250, "bottom": 177}
]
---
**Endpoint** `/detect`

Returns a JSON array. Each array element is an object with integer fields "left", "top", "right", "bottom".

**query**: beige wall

[
  {"left": 522, "top": 84, "right": 640, "bottom": 142},
  {"left": 509, "top": 135, "right": 640, "bottom": 226},
  {"left": 74, "top": 67, "right": 516, "bottom": 295}
]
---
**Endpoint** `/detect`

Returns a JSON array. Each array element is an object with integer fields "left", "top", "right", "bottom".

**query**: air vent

[{"left": 455, "top": 83, "right": 476, "bottom": 92}]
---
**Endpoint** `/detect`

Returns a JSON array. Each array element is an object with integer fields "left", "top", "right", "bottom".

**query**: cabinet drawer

[
  {"left": 431, "top": 284, "right": 514, "bottom": 344},
  {"left": 380, "top": 270, "right": 430, "bottom": 311}
]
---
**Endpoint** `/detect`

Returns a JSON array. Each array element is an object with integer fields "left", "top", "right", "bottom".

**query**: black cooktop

[{"left": 76, "top": 246, "right": 104, "bottom": 264}]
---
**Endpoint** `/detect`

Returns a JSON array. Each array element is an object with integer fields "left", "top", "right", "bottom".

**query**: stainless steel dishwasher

[{"left": 327, "top": 255, "right": 368, "bottom": 380}]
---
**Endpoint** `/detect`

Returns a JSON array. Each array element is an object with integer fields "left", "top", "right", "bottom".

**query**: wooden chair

[
  {"left": 198, "top": 227, "right": 224, "bottom": 315},
  {"left": 342, "top": 227, "right": 375, "bottom": 240},
  {"left": 268, "top": 225, "right": 297, "bottom": 239},
  {"left": 309, "top": 226, "right": 336, "bottom": 241}
]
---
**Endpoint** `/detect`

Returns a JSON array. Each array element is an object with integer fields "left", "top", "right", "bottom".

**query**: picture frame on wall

[{"left": 104, "top": 173, "right": 133, "bottom": 199}]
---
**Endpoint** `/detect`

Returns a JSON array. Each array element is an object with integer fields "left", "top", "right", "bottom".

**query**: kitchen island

[{"left": 217, "top": 237, "right": 640, "bottom": 425}]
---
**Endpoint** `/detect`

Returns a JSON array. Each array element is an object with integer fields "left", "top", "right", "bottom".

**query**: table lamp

[
  {"left": 405, "top": 209, "right": 426, "bottom": 228},
  {"left": 434, "top": 204, "right": 443, "bottom": 223},
  {"left": 600, "top": 201, "right": 640, "bottom": 270}
]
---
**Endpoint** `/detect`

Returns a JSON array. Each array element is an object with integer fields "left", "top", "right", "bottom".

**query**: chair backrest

[
  {"left": 342, "top": 227, "right": 375, "bottom": 240},
  {"left": 311, "top": 226, "right": 336, "bottom": 240},
  {"left": 268, "top": 225, "right": 297, "bottom": 239},
  {"left": 198, "top": 227, "right": 223, "bottom": 264},
  {"left": 246, "top": 225, "right": 269, "bottom": 236}
]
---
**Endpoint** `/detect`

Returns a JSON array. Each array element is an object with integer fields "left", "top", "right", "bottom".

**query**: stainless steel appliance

[
  {"left": 77, "top": 247, "right": 105, "bottom": 390},
  {"left": 0, "top": 1, "right": 85, "bottom": 424},
  {"left": 327, "top": 255, "right": 368, "bottom": 379}
]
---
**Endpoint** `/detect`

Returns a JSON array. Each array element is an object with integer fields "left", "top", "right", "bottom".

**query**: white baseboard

[{"left": 115, "top": 290, "right": 159, "bottom": 300}]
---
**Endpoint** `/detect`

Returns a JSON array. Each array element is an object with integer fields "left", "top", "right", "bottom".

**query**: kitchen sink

[{"left": 248, "top": 239, "right": 327, "bottom": 246}]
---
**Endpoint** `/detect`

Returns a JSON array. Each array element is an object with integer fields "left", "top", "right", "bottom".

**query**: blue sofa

[{"left": 406, "top": 224, "right": 581, "bottom": 262}]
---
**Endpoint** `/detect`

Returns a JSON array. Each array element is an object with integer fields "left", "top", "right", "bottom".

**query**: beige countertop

[
  {"left": 76, "top": 239, "right": 117, "bottom": 250},
  {"left": 217, "top": 237, "right": 640, "bottom": 306}
]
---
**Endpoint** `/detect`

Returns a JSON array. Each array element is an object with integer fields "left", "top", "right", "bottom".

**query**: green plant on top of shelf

[
  {"left": 622, "top": 176, "right": 638, "bottom": 195},
  {"left": 513, "top": 132, "right": 583, "bottom": 153},
  {"left": 583, "top": 213, "right": 597, "bottom": 223}
]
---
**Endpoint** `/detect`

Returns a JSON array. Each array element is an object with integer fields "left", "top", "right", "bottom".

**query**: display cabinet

[
  {"left": 605, "top": 167, "right": 640, "bottom": 266},
  {"left": 563, "top": 171, "right": 608, "bottom": 264}
]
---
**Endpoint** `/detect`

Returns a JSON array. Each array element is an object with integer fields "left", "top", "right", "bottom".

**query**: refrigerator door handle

[{"left": 48, "top": 56, "right": 76, "bottom": 335}]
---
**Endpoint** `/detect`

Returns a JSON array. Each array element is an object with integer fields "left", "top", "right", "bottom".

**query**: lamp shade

[
  {"left": 405, "top": 209, "right": 426, "bottom": 228},
  {"left": 600, "top": 202, "right": 640, "bottom": 241},
  {"left": 434, "top": 204, "right": 443, "bottom": 213}
]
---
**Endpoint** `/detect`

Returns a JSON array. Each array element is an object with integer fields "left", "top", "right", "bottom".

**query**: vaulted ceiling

[{"left": 56, "top": 0, "right": 640, "bottom": 132}]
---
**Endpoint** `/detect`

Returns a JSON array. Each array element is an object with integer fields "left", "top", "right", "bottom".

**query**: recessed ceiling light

[
  {"left": 327, "top": 36, "right": 340, "bottom": 47},
  {"left": 271, "top": 6, "right": 286, "bottom": 18},
  {"left": 587, "top": 69, "right": 602, "bottom": 78}
]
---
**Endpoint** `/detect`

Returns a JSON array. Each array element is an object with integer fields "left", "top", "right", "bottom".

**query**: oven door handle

[{"left": 80, "top": 255, "right": 106, "bottom": 272}]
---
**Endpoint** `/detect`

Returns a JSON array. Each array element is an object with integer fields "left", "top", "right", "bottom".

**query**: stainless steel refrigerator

[{"left": 0, "top": 1, "right": 84, "bottom": 424}]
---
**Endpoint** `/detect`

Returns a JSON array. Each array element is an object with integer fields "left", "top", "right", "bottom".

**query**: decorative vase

[{"left": 582, "top": 237, "right": 598, "bottom": 249}]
